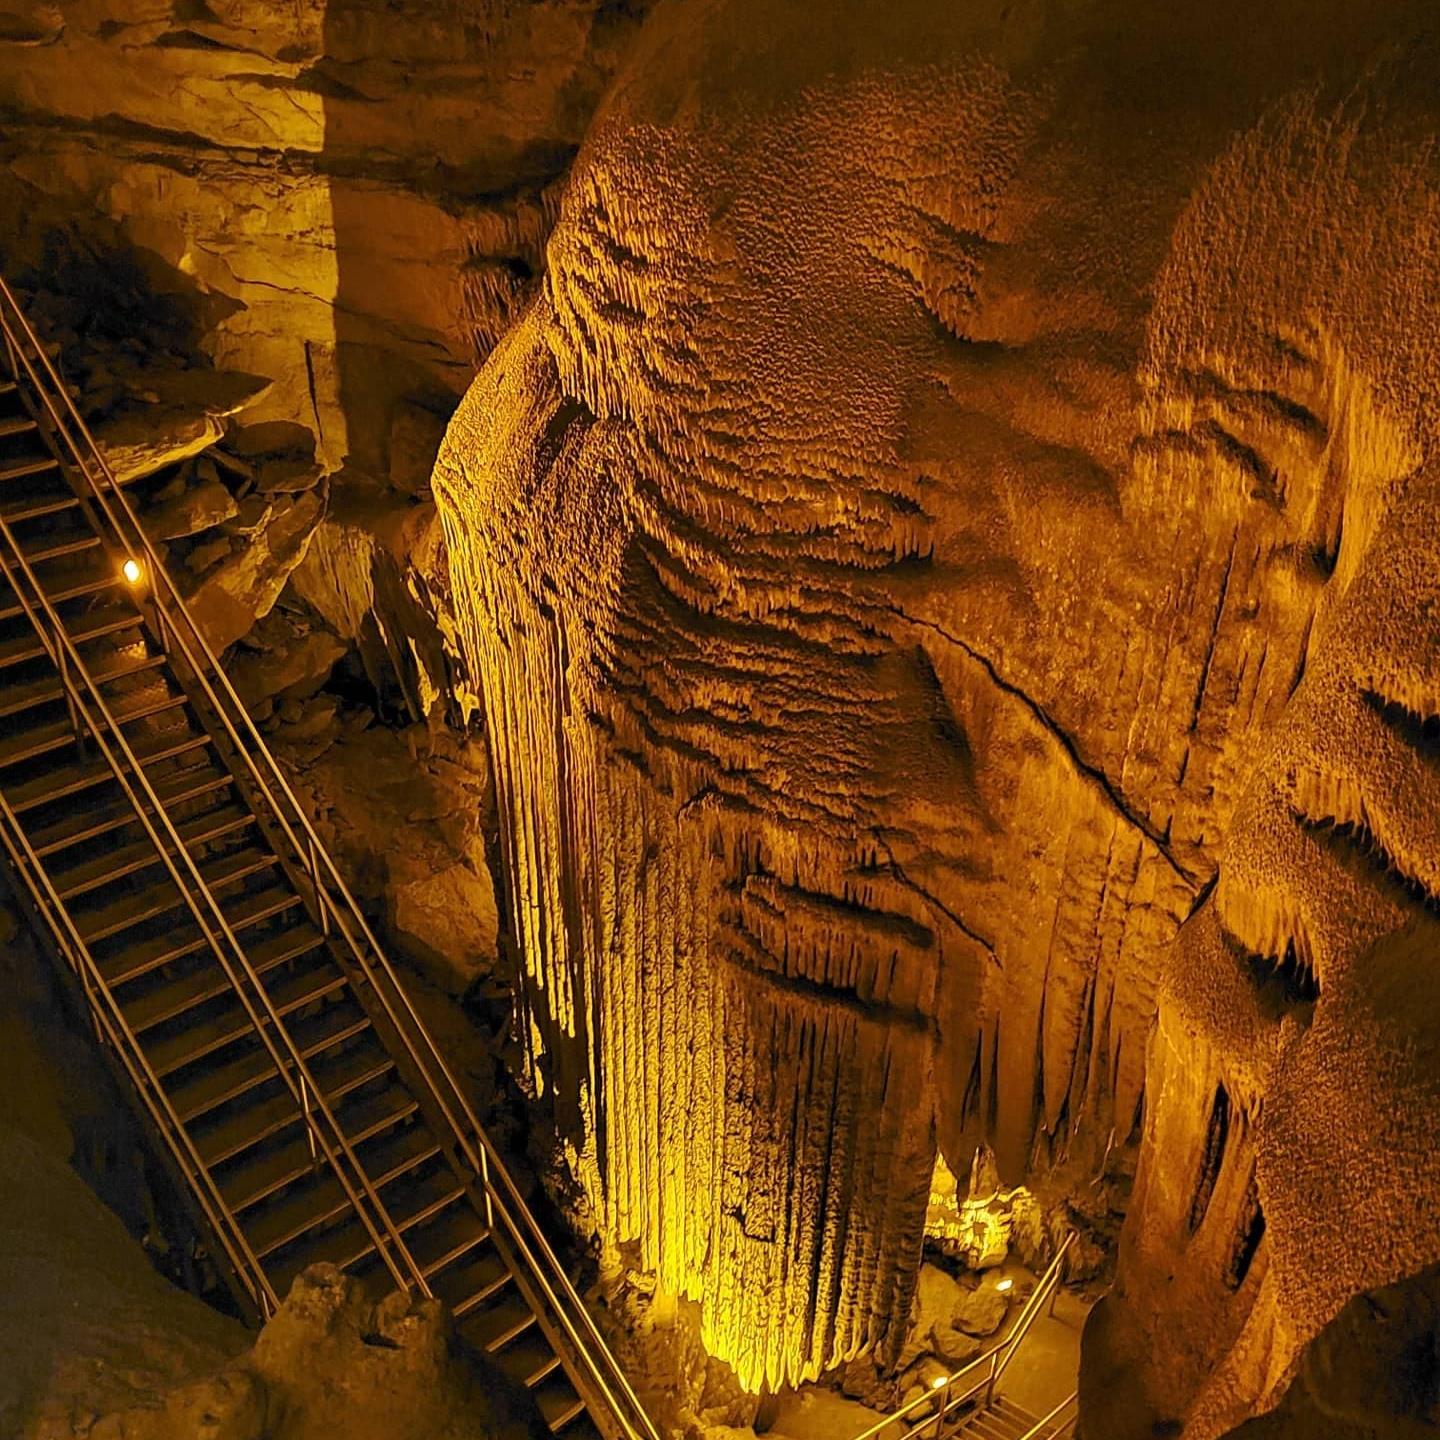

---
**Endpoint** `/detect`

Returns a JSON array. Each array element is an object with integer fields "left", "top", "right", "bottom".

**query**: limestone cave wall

[{"left": 432, "top": 0, "right": 1440, "bottom": 1419}]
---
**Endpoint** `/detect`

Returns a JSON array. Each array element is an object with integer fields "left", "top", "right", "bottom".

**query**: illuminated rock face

[
  {"left": 0, "top": 0, "right": 649, "bottom": 477},
  {"left": 1090, "top": 76, "right": 1440, "bottom": 1439},
  {"left": 434, "top": 0, "right": 1440, "bottom": 1398}
]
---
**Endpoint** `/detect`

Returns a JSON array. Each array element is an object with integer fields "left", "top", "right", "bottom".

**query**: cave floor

[{"left": 992, "top": 1284, "right": 1092, "bottom": 1419}]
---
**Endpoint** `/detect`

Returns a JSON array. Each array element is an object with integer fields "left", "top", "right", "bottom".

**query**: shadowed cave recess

[{"left": 1, "top": 1, "right": 1439, "bottom": 1438}]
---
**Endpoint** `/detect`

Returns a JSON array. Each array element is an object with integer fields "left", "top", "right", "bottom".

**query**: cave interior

[{"left": 0, "top": 3, "right": 1438, "bottom": 1439}]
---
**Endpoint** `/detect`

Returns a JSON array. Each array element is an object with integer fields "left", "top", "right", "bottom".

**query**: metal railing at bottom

[{"left": 848, "top": 1230, "right": 1078, "bottom": 1440}]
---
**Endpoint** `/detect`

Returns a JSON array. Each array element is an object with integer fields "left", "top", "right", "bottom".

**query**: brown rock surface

[
  {"left": 183, "top": 490, "right": 326, "bottom": 651},
  {"left": 0, "top": 0, "right": 654, "bottom": 482},
  {"left": 80, "top": 1268, "right": 550, "bottom": 1440},
  {"left": 279, "top": 723, "right": 499, "bottom": 996},
  {"left": 431, "top": 0, "right": 1440, "bottom": 1408}
]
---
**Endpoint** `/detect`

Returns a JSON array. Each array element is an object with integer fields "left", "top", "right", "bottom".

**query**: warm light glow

[
  {"left": 122, "top": 557, "right": 143, "bottom": 585},
  {"left": 925, "top": 1150, "right": 1039, "bottom": 1268},
  {"left": 996, "top": 1277, "right": 1014, "bottom": 1293},
  {"left": 931, "top": 1375, "right": 947, "bottom": 1390}
]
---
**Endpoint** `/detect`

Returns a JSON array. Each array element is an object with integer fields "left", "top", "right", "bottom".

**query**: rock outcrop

[
  {"left": 0, "top": 0, "right": 653, "bottom": 482},
  {"left": 84, "top": 1267, "right": 550, "bottom": 1440}
]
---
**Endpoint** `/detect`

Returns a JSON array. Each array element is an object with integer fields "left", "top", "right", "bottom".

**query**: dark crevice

[
  {"left": 1188, "top": 1083, "right": 1230, "bottom": 1234},
  {"left": 1188, "top": 532, "right": 1237, "bottom": 735},
  {"left": 1364, "top": 690, "right": 1440, "bottom": 757},
  {"left": 154, "top": 28, "right": 240, "bottom": 51},
  {"left": 985, "top": 1025, "right": 1000, "bottom": 1138},
  {"left": 1219, "top": 917, "right": 1319, "bottom": 1021},
  {"left": 961, "top": 1030, "right": 984, "bottom": 1126},
  {"left": 1296, "top": 809, "right": 1440, "bottom": 917},
  {"left": 1260, "top": 938, "right": 1320, "bottom": 1005},
  {"left": 1225, "top": 1171, "right": 1266, "bottom": 1291},
  {"left": 897, "top": 610, "right": 1200, "bottom": 886}
]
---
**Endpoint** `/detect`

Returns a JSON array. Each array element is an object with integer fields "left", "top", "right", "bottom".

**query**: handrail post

[
  {"left": 480, "top": 1146, "right": 495, "bottom": 1231},
  {"left": 308, "top": 835, "right": 329, "bottom": 935},
  {"left": 300, "top": 1070, "right": 319, "bottom": 1169}
]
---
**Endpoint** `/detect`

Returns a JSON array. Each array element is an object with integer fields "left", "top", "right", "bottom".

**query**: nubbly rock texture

[{"left": 432, "top": 0, "right": 1440, "bottom": 1426}]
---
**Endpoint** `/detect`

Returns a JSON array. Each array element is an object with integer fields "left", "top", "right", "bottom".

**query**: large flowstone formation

[{"left": 433, "top": 0, "right": 1440, "bottom": 1408}]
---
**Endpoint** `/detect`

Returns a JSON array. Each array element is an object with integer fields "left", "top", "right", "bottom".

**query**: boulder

[
  {"left": 256, "top": 456, "right": 325, "bottom": 494},
  {"left": 952, "top": 1284, "right": 1008, "bottom": 1339},
  {"left": 231, "top": 628, "right": 347, "bottom": 709},
  {"left": 94, "top": 406, "right": 223, "bottom": 484},
  {"left": 226, "top": 421, "right": 316, "bottom": 460},
  {"left": 83, "top": 1267, "right": 552, "bottom": 1440},
  {"left": 388, "top": 856, "right": 501, "bottom": 996},
  {"left": 145, "top": 477, "right": 239, "bottom": 540},
  {"left": 184, "top": 490, "right": 325, "bottom": 651}
]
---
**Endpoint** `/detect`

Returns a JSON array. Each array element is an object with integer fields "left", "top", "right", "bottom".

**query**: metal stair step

[
  {"left": 222, "top": 1079, "right": 420, "bottom": 1214},
  {"left": 0, "top": 681, "right": 186, "bottom": 770},
  {"left": 405, "top": 1191, "right": 490, "bottom": 1278},
  {"left": 532, "top": 1372, "right": 588, "bottom": 1435},
  {"left": 168, "top": 996, "right": 373, "bottom": 1124},
  {"left": 4, "top": 724, "right": 209, "bottom": 813},
  {"left": 554, "top": 1412, "right": 602, "bottom": 1440},
  {"left": 0, "top": 452, "right": 57, "bottom": 483},
  {"left": 1, "top": 485, "right": 78, "bottom": 525},
  {"left": 29, "top": 759, "right": 234, "bottom": 857},
  {"left": 54, "top": 801, "right": 255, "bottom": 901},
  {"left": 143, "top": 953, "right": 350, "bottom": 1079},
  {"left": 98, "top": 881, "right": 307, "bottom": 987},
  {"left": 264, "top": 1210, "right": 385, "bottom": 1300},
  {"left": 248, "top": 1116, "right": 443, "bottom": 1261},
  {"left": 457, "top": 1288, "right": 538, "bottom": 1354},
  {"left": 192, "top": 1026, "right": 393, "bottom": 1169},
  {"left": 0, "top": 413, "right": 38, "bottom": 440},
  {"left": 0, "top": 646, "right": 166, "bottom": 722},
  {"left": 379, "top": 1161, "right": 473, "bottom": 1249},
  {"left": 959, "top": 1415, "right": 1018, "bottom": 1440},
  {"left": 119, "top": 907, "right": 324, "bottom": 1032},
  {"left": 490, "top": 1324, "right": 563, "bottom": 1390},
  {"left": 4, "top": 523, "right": 100, "bottom": 569},
  {"left": 992, "top": 1399, "right": 1044, "bottom": 1435},
  {"left": 0, "top": 600, "right": 141, "bottom": 672},
  {"left": 76, "top": 842, "right": 277, "bottom": 945},
  {"left": 0, "top": 556, "right": 124, "bottom": 623},
  {"left": 265, "top": 1159, "right": 471, "bottom": 1299},
  {"left": 431, "top": 1231, "right": 511, "bottom": 1317}
]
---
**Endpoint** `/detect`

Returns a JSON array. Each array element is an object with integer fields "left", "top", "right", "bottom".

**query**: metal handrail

[
  {"left": 1017, "top": 1390, "right": 1077, "bottom": 1440},
  {"left": 0, "top": 498, "right": 422, "bottom": 1304},
  {"left": 847, "top": 1231, "right": 1076, "bottom": 1440},
  {"left": 0, "top": 275, "right": 658, "bottom": 1440},
  {"left": 850, "top": 1337, "right": 1010, "bottom": 1440},
  {"left": 988, "top": 1231, "right": 1076, "bottom": 1394},
  {"left": 0, "top": 787, "right": 277, "bottom": 1317}
]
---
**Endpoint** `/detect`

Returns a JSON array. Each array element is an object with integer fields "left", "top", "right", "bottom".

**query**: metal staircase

[
  {"left": 0, "top": 275, "right": 659, "bottom": 1440},
  {"left": 848, "top": 1235, "right": 1079, "bottom": 1440}
]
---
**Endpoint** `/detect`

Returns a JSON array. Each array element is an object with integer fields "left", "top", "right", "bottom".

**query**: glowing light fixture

[
  {"left": 931, "top": 1375, "right": 947, "bottom": 1391},
  {"left": 122, "top": 557, "right": 143, "bottom": 585},
  {"left": 996, "top": 1277, "right": 1014, "bottom": 1294}
]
